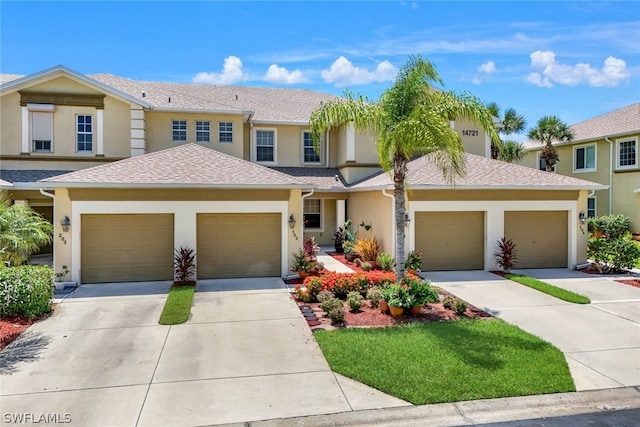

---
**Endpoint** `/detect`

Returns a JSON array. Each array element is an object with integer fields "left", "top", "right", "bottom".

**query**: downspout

[
  {"left": 605, "top": 137, "right": 614, "bottom": 215},
  {"left": 381, "top": 189, "right": 396, "bottom": 257},
  {"left": 301, "top": 189, "right": 315, "bottom": 236},
  {"left": 39, "top": 188, "right": 55, "bottom": 199}
]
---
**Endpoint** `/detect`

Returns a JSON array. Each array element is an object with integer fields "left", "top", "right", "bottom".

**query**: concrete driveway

[
  {"left": 423, "top": 269, "right": 640, "bottom": 391},
  {"left": 0, "top": 278, "right": 407, "bottom": 427}
]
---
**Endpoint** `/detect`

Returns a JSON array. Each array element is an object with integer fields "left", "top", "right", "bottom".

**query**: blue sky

[{"left": 2, "top": 1, "right": 639, "bottom": 135}]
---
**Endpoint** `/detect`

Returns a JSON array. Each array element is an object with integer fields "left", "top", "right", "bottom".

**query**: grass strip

[
  {"left": 315, "top": 319, "right": 575, "bottom": 405},
  {"left": 505, "top": 274, "right": 590, "bottom": 304},
  {"left": 159, "top": 284, "right": 195, "bottom": 325}
]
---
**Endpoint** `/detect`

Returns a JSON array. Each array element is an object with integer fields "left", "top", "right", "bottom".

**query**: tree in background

[
  {"left": 486, "top": 102, "right": 527, "bottom": 162},
  {"left": 528, "top": 116, "right": 575, "bottom": 172}
]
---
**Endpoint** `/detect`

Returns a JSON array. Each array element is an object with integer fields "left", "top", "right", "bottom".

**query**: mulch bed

[
  {"left": 0, "top": 316, "right": 38, "bottom": 350},
  {"left": 615, "top": 279, "right": 640, "bottom": 289}
]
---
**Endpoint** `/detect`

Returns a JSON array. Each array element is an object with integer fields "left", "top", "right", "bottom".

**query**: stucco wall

[
  {"left": 303, "top": 198, "right": 337, "bottom": 246},
  {"left": 347, "top": 191, "right": 394, "bottom": 254},
  {"left": 453, "top": 118, "right": 488, "bottom": 157},
  {"left": 0, "top": 92, "right": 22, "bottom": 154}
]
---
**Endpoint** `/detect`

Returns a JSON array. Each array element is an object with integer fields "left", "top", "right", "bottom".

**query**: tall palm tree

[
  {"left": 528, "top": 116, "right": 575, "bottom": 172},
  {"left": 486, "top": 102, "right": 527, "bottom": 160},
  {"left": 310, "top": 56, "right": 500, "bottom": 274},
  {"left": 0, "top": 195, "right": 53, "bottom": 266},
  {"left": 499, "top": 140, "right": 526, "bottom": 163}
]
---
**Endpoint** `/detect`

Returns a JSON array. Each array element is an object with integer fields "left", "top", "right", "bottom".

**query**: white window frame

[
  {"left": 301, "top": 130, "right": 321, "bottom": 164},
  {"left": 195, "top": 121, "right": 210, "bottom": 143},
  {"left": 615, "top": 137, "right": 637, "bottom": 170},
  {"left": 536, "top": 152, "right": 555, "bottom": 172},
  {"left": 587, "top": 196, "right": 596, "bottom": 219},
  {"left": 253, "top": 127, "right": 277, "bottom": 165},
  {"left": 573, "top": 144, "right": 597, "bottom": 173},
  {"left": 303, "top": 199, "right": 323, "bottom": 231},
  {"left": 172, "top": 119, "right": 187, "bottom": 142},
  {"left": 28, "top": 104, "right": 55, "bottom": 153},
  {"left": 219, "top": 121, "right": 233, "bottom": 143},
  {"left": 76, "top": 114, "right": 94, "bottom": 153}
]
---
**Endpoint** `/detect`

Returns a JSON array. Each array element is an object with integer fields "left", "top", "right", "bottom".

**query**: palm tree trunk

[{"left": 394, "top": 155, "right": 407, "bottom": 276}]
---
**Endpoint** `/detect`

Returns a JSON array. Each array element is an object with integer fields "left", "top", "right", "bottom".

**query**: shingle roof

[
  {"left": 89, "top": 73, "right": 337, "bottom": 123},
  {"left": 0, "top": 179, "right": 13, "bottom": 188},
  {"left": 0, "top": 74, "right": 24, "bottom": 85},
  {"left": 0, "top": 170, "right": 73, "bottom": 184},
  {"left": 40, "top": 144, "right": 314, "bottom": 188},
  {"left": 352, "top": 153, "right": 606, "bottom": 190},
  {"left": 270, "top": 167, "right": 347, "bottom": 190},
  {"left": 524, "top": 102, "right": 640, "bottom": 149}
]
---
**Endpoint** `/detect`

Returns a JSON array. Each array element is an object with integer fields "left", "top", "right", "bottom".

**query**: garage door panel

[
  {"left": 81, "top": 214, "right": 174, "bottom": 283},
  {"left": 197, "top": 213, "right": 281, "bottom": 279},
  {"left": 415, "top": 211, "right": 484, "bottom": 271},
  {"left": 505, "top": 211, "right": 567, "bottom": 268}
]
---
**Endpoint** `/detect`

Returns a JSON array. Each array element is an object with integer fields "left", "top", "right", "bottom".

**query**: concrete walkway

[
  {"left": 423, "top": 269, "right": 640, "bottom": 391},
  {"left": 317, "top": 245, "right": 354, "bottom": 273},
  {"left": 0, "top": 278, "right": 407, "bottom": 427}
]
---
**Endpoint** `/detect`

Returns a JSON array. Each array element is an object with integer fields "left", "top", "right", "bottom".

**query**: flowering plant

[{"left": 404, "top": 249, "right": 423, "bottom": 271}]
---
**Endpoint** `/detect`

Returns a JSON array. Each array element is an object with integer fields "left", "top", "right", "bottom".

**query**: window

[
  {"left": 255, "top": 129, "right": 276, "bottom": 163},
  {"left": 195, "top": 121, "right": 210, "bottom": 142},
  {"left": 587, "top": 197, "right": 596, "bottom": 219},
  {"left": 302, "top": 131, "right": 320, "bottom": 163},
  {"left": 172, "top": 120, "right": 187, "bottom": 142},
  {"left": 219, "top": 122, "right": 233, "bottom": 143},
  {"left": 574, "top": 145, "right": 596, "bottom": 172},
  {"left": 303, "top": 199, "right": 322, "bottom": 229},
  {"left": 537, "top": 152, "right": 555, "bottom": 172},
  {"left": 76, "top": 115, "right": 93, "bottom": 152},
  {"left": 31, "top": 111, "right": 53, "bottom": 152},
  {"left": 617, "top": 138, "right": 637, "bottom": 169}
]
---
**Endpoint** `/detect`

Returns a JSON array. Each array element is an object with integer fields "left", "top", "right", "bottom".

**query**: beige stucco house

[
  {"left": 0, "top": 66, "right": 606, "bottom": 284},
  {"left": 519, "top": 103, "right": 639, "bottom": 232}
]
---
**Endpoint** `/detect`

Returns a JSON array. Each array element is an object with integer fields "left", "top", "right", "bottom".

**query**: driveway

[
  {"left": 423, "top": 269, "right": 640, "bottom": 391},
  {"left": 0, "top": 278, "right": 407, "bottom": 426}
]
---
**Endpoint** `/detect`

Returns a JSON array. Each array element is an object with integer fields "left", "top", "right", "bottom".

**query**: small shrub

[
  {"left": 403, "top": 276, "right": 439, "bottom": 305},
  {"left": 316, "top": 289, "right": 334, "bottom": 303},
  {"left": 320, "top": 297, "right": 343, "bottom": 314},
  {"left": 174, "top": 246, "right": 196, "bottom": 282},
  {"left": 0, "top": 266, "right": 53, "bottom": 318},
  {"left": 366, "top": 287, "right": 382, "bottom": 308},
  {"left": 328, "top": 306, "right": 346, "bottom": 324},
  {"left": 405, "top": 249, "right": 423, "bottom": 271},
  {"left": 494, "top": 237, "right": 518, "bottom": 273},
  {"left": 354, "top": 238, "right": 381, "bottom": 261},
  {"left": 303, "top": 237, "right": 320, "bottom": 261},
  {"left": 442, "top": 295, "right": 456, "bottom": 311},
  {"left": 302, "top": 276, "right": 324, "bottom": 301},
  {"left": 308, "top": 261, "right": 325, "bottom": 275},
  {"left": 291, "top": 248, "right": 312, "bottom": 272},
  {"left": 377, "top": 252, "right": 395, "bottom": 271},
  {"left": 361, "top": 261, "right": 373, "bottom": 272},
  {"left": 590, "top": 214, "right": 631, "bottom": 239},
  {"left": 454, "top": 299, "right": 468, "bottom": 316},
  {"left": 347, "top": 291, "right": 363, "bottom": 311},
  {"left": 294, "top": 285, "right": 311, "bottom": 302},
  {"left": 354, "top": 258, "right": 363, "bottom": 266}
]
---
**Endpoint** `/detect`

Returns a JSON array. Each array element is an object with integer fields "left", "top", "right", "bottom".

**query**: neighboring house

[
  {"left": 520, "top": 103, "right": 639, "bottom": 232},
  {"left": 0, "top": 65, "right": 605, "bottom": 284}
]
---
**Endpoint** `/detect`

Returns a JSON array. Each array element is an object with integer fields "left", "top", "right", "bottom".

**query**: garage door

[
  {"left": 197, "top": 213, "right": 281, "bottom": 278},
  {"left": 81, "top": 214, "right": 174, "bottom": 283},
  {"left": 505, "top": 211, "right": 567, "bottom": 268},
  {"left": 415, "top": 211, "right": 484, "bottom": 271}
]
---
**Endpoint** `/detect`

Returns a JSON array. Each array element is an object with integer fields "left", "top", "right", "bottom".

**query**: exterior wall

[
  {"left": 28, "top": 76, "right": 103, "bottom": 94},
  {"left": 68, "top": 188, "right": 290, "bottom": 201},
  {"left": 452, "top": 118, "right": 489, "bottom": 157},
  {"left": 303, "top": 198, "right": 337, "bottom": 246},
  {"left": 613, "top": 171, "right": 640, "bottom": 232},
  {"left": 355, "top": 130, "right": 379, "bottom": 163},
  {"left": 54, "top": 188, "right": 73, "bottom": 280},
  {"left": 0, "top": 92, "right": 22, "bottom": 154},
  {"left": 339, "top": 165, "right": 383, "bottom": 184},
  {"left": 145, "top": 111, "right": 244, "bottom": 157},
  {"left": 346, "top": 191, "right": 394, "bottom": 254}
]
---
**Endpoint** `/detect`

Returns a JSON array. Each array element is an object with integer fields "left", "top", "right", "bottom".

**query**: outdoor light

[
  {"left": 579, "top": 211, "right": 587, "bottom": 224},
  {"left": 288, "top": 214, "right": 296, "bottom": 229},
  {"left": 405, "top": 214, "right": 411, "bottom": 226},
  {"left": 61, "top": 216, "right": 71, "bottom": 232}
]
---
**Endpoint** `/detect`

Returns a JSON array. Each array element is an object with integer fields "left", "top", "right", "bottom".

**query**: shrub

[
  {"left": 587, "top": 237, "right": 640, "bottom": 273},
  {"left": 294, "top": 285, "right": 311, "bottom": 302},
  {"left": 354, "top": 238, "right": 381, "bottom": 261},
  {"left": 303, "top": 237, "right": 320, "bottom": 261},
  {"left": 590, "top": 214, "right": 631, "bottom": 239},
  {"left": 316, "top": 289, "right": 334, "bottom": 303},
  {"left": 302, "top": 276, "right": 324, "bottom": 301},
  {"left": 0, "top": 266, "right": 53, "bottom": 318},
  {"left": 347, "top": 291, "right": 363, "bottom": 311},
  {"left": 320, "top": 297, "right": 343, "bottom": 314},
  {"left": 377, "top": 252, "right": 395, "bottom": 271},
  {"left": 403, "top": 277, "right": 439, "bottom": 305},
  {"left": 405, "top": 249, "right": 423, "bottom": 271},
  {"left": 385, "top": 283, "right": 414, "bottom": 308},
  {"left": 174, "top": 246, "right": 196, "bottom": 282},
  {"left": 494, "top": 237, "right": 518, "bottom": 273},
  {"left": 454, "top": 299, "right": 468, "bottom": 316},
  {"left": 361, "top": 261, "right": 373, "bottom": 272},
  {"left": 442, "top": 295, "right": 456, "bottom": 311},
  {"left": 366, "top": 287, "right": 382, "bottom": 308},
  {"left": 354, "top": 258, "right": 363, "bottom": 266},
  {"left": 291, "top": 248, "right": 312, "bottom": 272},
  {"left": 328, "top": 306, "right": 346, "bottom": 324},
  {"left": 315, "top": 271, "right": 397, "bottom": 299}
]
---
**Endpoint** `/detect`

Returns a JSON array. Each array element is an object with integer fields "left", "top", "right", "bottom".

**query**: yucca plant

[{"left": 354, "top": 237, "right": 381, "bottom": 262}]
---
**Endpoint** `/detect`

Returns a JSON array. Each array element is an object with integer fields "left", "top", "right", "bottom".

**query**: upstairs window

[
  {"left": 574, "top": 145, "right": 596, "bottom": 172},
  {"left": 537, "top": 152, "right": 555, "bottom": 172},
  {"left": 302, "top": 131, "right": 320, "bottom": 163},
  {"left": 31, "top": 111, "right": 53, "bottom": 152},
  {"left": 617, "top": 138, "right": 637, "bottom": 169},
  {"left": 255, "top": 129, "right": 276, "bottom": 163},
  {"left": 76, "top": 115, "right": 93, "bottom": 152},
  {"left": 196, "top": 121, "right": 210, "bottom": 142},
  {"left": 172, "top": 120, "right": 187, "bottom": 142},
  {"left": 219, "top": 122, "right": 233, "bottom": 143},
  {"left": 303, "top": 199, "right": 322, "bottom": 229}
]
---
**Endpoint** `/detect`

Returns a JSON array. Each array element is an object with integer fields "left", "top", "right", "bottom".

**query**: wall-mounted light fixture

[
  {"left": 579, "top": 211, "right": 587, "bottom": 224},
  {"left": 404, "top": 214, "right": 411, "bottom": 227},
  {"left": 288, "top": 214, "right": 296, "bottom": 229},
  {"left": 61, "top": 216, "right": 71, "bottom": 232}
]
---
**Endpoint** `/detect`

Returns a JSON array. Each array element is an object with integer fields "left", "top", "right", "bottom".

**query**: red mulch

[
  {"left": 615, "top": 279, "right": 640, "bottom": 289},
  {"left": 0, "top": 316, "right": 37, "bottom": 350}
]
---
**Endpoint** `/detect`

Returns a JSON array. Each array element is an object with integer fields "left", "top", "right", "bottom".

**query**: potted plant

[
  {"left": 404, "top": 276, "right": 438, "bottom": 314},
  {"left": 174, "top": 246, "right": 196, "bottom": 286},
  {"left": 404, "top": 249, "right": 423, "bottom": 274},
  {"left": 291, "top": 248, "right": 312, "bottom": 278},
  {"left": 385, "top": 283, "right": 413, "bottom": 317},
  {"left": 53, "top": 264, "right": 77, "bottom": 290}
]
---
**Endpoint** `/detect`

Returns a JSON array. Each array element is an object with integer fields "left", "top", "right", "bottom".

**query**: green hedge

[{"left": 0, "top": 266, "right": 53, "bottom": 318}]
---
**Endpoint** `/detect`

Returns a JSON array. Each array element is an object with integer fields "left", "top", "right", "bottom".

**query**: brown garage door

[
  {"left": 415, "top": 211, "right": 484, "bottom": 271},
  {"left": 81, "top": 214, "right": 174, "bottom": 283},
  {"left": 197, "top": 213, "right": 281, "bottom": 278},
  {"left": 505, "top": 211, "right": 568, "bottom": 268}
]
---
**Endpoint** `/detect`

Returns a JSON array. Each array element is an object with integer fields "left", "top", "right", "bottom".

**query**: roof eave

[
  {"left": 406, "top": 184, "right": 610, "bottom": 191},
  {"left": 251, "top": 119, "right": 310, "bottom": 126},
  {"left": 32, "top": 182, "right": 316, "bottom": 190},
  {"left": 151, "top": 107, "right": 251, "bottom": 115}
]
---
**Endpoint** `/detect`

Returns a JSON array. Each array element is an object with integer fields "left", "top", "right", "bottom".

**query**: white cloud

[
  {"left": 526, "top": 50, "right": 630, "bottom": 88},
  {"left": 263, "top": 64, "right": 308, "bottom": 84},
  {"left": 192, "top": 56, "right": 247, "bottom": 85},
  {"left": 321, "top": 56, "right": 398, "bottom": 86},
  {"left": 472, "top": 60, "right": 497, "bottom": 84}
]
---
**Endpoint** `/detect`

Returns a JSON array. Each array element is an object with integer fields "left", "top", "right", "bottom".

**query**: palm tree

[
  {"left": 528, "top": 116, "right": 575, "bottom": 172},
  {"left": 499, "top": 140, "right": 526, "bottom": 163},
  {"left": 486, "top": 102, "right": 527, "bottom": 160},
  {"left": 0, "top": 194, "right": 53, "bottom": 266},
  {"left": 310, "top": 56, "right": 500, "bottom": 274}
]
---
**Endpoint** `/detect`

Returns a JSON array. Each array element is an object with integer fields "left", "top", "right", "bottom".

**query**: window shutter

[{"left": 32, "top": 112, "right": 52, "bottom": 141}]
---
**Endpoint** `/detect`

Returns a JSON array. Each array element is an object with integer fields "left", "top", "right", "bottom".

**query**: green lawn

[
  {"left": 159, "top": 284, "right": 195, "bottom": 325},
  {"left": 314, "top": 319, "right": 575, "bottom": 405},
  {"left": 505, "top": 274, "right": 590, "bottom": 304}
]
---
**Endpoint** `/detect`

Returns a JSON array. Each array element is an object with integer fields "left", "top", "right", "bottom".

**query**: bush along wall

[{"left": 0, "top": 266, "right": 54, "bottom": 318}]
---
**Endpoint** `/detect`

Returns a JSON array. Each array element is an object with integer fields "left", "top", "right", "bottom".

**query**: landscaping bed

[{"left": 615, "top": 278, "right": 640, "bottom": 289}]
